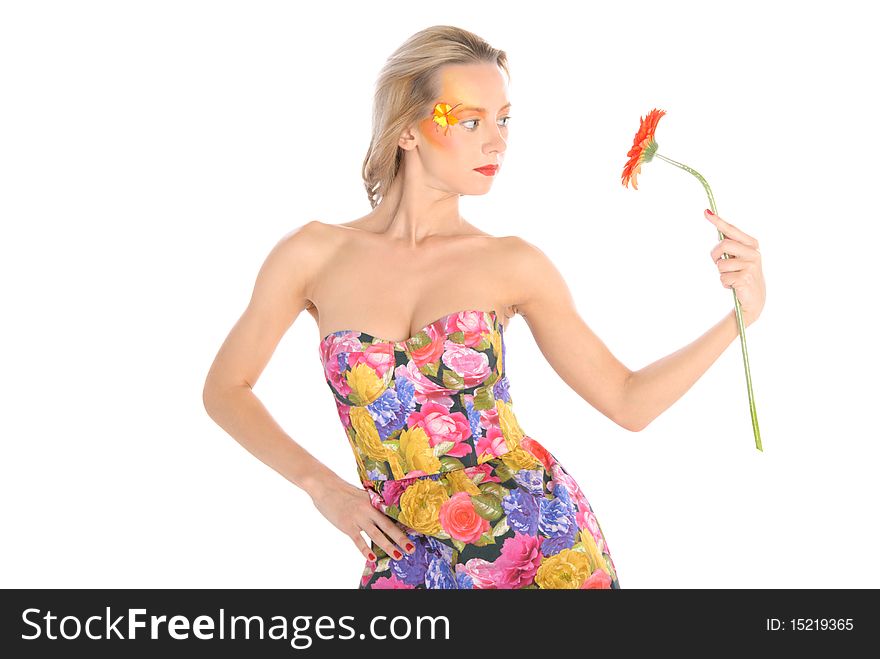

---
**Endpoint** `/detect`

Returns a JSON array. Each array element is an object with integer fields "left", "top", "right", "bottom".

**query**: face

[{"left": 401, "top": 62, "right": 511, "bottom": 195}]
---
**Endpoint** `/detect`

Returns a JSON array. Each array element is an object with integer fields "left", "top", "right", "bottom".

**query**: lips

[{"left": 474, "top": 165, "right": 499, "bottom": 175}]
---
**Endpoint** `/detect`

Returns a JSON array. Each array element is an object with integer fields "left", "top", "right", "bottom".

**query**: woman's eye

[{"left": 461, "top": 116, "right": 512, "bottom": 131}]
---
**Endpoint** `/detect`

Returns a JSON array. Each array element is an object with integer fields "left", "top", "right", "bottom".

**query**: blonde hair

[{"left": 361, "top": 25, "right": 510, "bottom": 209}]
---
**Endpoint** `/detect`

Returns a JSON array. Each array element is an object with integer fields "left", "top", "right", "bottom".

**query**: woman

[{"left": 202, "top": 25, "right": 766, "bottom": 589}]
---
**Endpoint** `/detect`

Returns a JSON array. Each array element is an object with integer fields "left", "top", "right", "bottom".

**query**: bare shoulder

[
  {"left": 493, "top": 235, "right": 569, "bottom": 316},
  {"left": 202, "top": 220, "right": 331, "bottom": 394},
  {"left": 499, "top": 234, "right": 551, "bottom": 263},
  {"left": 250, "top": 220, "right": 340, "bottom": 312},
  {"left": 276, "top": 219, "right": 346, "bottom": 270},
  {"left": 277, "top": 218, "right": 337, "bottom": 254}
]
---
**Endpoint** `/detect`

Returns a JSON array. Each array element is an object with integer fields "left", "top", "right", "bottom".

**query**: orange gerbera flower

[{"left": 620, "top": 108, "right": 666, "bottom": 190}]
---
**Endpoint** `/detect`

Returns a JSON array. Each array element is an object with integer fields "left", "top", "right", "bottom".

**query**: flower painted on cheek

[{"left": 432, "top": 102, "right": 463, "bottom": 136}]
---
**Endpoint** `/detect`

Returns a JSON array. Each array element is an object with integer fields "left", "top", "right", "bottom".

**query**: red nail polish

[
  {"left": 706, "top": 208, "right": 714, "bottom": 215},
  {"left": 405, "top": 543, "right": 414, "bottom": 552},
  {"left": 368, "top": 552, "right": 376, "bottom": 561},
  {"left": 393, "top": 550, "right": 402, "bottom": 559}
]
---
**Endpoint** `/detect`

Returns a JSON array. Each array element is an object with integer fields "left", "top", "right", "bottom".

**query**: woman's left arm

[
  {"left": 509, "top": 210, "right": 765, "bottom": 432},
  {"left": 623, "top": 209, "right": 766, "bottom": 430}
]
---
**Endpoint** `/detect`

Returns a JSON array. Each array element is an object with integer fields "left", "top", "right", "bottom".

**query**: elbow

[
  {"left": 621, "top": 406, "right": 652, "bottom": 432},
  {"left": 616, "top": 413, "right": 645, "bottom": 433},
  {"left": 202, "top": 383, "right": 216, "bottom": 418},
  {"left": 203, "top": 377, "right": 250, "bottom": 418},
  {"left": 619, "top": 372, "right": 647, "bottom": 432},
  {"left": 202, "top": 377, "right": 222, "bottom": 418}
]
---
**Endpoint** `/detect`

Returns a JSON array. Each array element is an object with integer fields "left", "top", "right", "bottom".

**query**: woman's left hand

[{"left": 705, "top": 209, "right": 766, "bottom": 328}]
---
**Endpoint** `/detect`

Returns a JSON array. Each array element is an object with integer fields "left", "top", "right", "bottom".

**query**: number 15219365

[{"left": 766, "top": 618, "right": 854, "bottom": 631}]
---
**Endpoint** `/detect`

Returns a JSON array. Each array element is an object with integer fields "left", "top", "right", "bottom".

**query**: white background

[{"left": 2, "top": 0, "right": 877, "bottom": 589}]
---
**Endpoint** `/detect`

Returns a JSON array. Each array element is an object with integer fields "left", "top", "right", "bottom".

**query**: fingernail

[
  {"left": 368, "top": 552, "right": 376, "bottom": 561},
  {"left": 405, "top": 542, "right": 414, "bottom": 552},
  {"left": 705, "top": 208, "right": 714, "bottom": 216},
  {"left": 393, "top": 550, "right": 402, "bottom": 559}
]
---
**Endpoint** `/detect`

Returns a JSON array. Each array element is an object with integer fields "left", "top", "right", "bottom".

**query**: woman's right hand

[{"left": 310, "top": 478, "right": 415, "bottom": 562}]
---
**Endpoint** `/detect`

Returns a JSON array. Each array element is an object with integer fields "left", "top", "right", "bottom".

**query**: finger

[
  {"left": 361, "top": 519, "right": 408, "bottom": 561},
  {"left": 351, "top": 529, "right": 377, "bottom": 562},
  {"left": 371, "top": 511, "right": 416, "bottom": 555},
  {"left": 704, "top": 209, "right": 759, "bottom": 249},
  {"left": 710, "top": 238, "right": 758, "bottom": 262},
  {"left": 716, "top": 256, "right": 748, "bottom": 273}
]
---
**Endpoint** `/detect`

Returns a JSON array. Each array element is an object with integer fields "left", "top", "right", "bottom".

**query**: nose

[{"left": 484, "top": 125, "right": 507, "bottom": 157}]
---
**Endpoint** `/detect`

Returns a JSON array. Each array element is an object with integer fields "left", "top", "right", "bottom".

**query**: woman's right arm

[
  {"left": 201, "top": 221, "right": 339, "bottom": 497},
  {"left": 201, "top": 221, "right": 415, "bottom": 563}
]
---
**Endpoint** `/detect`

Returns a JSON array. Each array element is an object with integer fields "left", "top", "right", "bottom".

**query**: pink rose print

[
  {"left": 581, "top": 569, "right": 613, "bottom": 589},
  {"left": 407, "top": 401, "right": 473, "bottom": 458},
  {"left": 347, "top": 342, "right": 396, "bottom": 376},
  {"left": 440, "top": 342, "right": 491, "bottom": 387},
  {"left": 494, "top": 532, "right": 544, "bottom": 589},
  {"left": 463, "top": 463, "right": 503, "bottom": 486},
  {"left": 479, "top": 405, "right": 500, "bottom": 429},
  {"left": 443, "top": 310, "right": 491, "bottom": 347},
  {"left": 439, "top": 491, "right": 490, "bottom": 543},
  {"left": 371, "top": 574, "right": 416, "bottom": 589},
  {"left": 476, "top": 428, "right": 510, "bottom": 461},
  {"left": 407, "top": 324, "right": 447, "bottom": 368},
  {"left": 395, "top": 361, "right": 456, "bottom": 407},
  {"left": 320, "top": 333, "right": 365, "bottom": 395},
  {"left": 456, "top": 557, "right": 504, "bottom": 589},
  {"left": 379, "top": 478, "right": 411, "bottom": 508}
]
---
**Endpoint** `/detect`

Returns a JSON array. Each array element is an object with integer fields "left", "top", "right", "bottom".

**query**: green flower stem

[{"left": 654, "top": 152, "right": 763, "bottom": 451}]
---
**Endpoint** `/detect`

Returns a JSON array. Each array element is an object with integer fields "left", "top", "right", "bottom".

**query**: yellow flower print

[
  {"left": 445, "top": 468, "right": 482, "bottom": 496},
  {"left": 345, "top": 362, "right": 386, "bottom": 406},
  {"left": 495, "top": 399, "right": 524, "bottom": 450},
  {"left": 535, "top": 548, "right": 593, "bottom": 589},
  {"left": 398, "top": 479, "right": 449, "bottom": 535},
  {"left": 399, "top": 427, "right": 441, "bottom": 475},
  {"left": 579, "top": 529, "right": 610, "bottom": 577},
  {"left": 386, "top": 452, "right": 406, "bottom": 480},
  {"left": 349, "top": 406, "right": 389, "bottom": 462},
  {"left": 344, "top": 426, "right": 369, "bottom": 483},
  {"left": 432, "top": 102, "right": 462, "bottom": 136},
  {"left": 501, "top": 446, "right": 540, "bottom": 472}
]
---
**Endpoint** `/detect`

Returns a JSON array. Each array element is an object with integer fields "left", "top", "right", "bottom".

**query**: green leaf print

[
  {"left": 432, "top": 440, "right": 456, "bottom": 457},
  {"left": 439, "top": 456, "right": 465, "bottom": 472},
  {"left": 492, "top": 516, "right": 510, "bottom": 538},
  {"left": 470, "top": 493, "right": 504, "bottom": 521},
  {"left": 442, "top": 369, "right": 465, "bottom": 389},
  {"left": 475, "top": 531, "right": 497, "bottom": 547},
  {"left": 479, "top": 482, "right": 510, "bottom": 500},
  {"left": 471, "top": 385, "right": 496, "bottom": 410}
]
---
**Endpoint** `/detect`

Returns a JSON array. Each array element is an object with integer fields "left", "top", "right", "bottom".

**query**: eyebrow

[{"left": 455, "top": 102, "right": 513, "bottom": 114}]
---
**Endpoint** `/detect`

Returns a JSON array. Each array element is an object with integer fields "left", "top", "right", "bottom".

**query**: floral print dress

[{"left": 318, "top": 309, "right": 620, "bottom": 589}]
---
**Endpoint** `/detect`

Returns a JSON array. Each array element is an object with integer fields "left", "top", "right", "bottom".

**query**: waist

[
  {"left": 345, "top": 394, "right": 531, "bottom": 487},
  {"left": 363, "top": 446, "right": 541, "bottom": 501}
]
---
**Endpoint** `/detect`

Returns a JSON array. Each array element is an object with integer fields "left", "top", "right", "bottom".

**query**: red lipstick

[{"left": 473, "top": 165, "right": 499, "bottom": 176}]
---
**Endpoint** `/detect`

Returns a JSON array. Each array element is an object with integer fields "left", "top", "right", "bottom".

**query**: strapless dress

[{"left": 318, "top": 308, "right": 620, "bottom": 589}]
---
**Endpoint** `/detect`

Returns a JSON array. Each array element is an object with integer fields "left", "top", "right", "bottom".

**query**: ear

[{"left": 398, "top": 124, "right": 418, "bottom": 151}]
